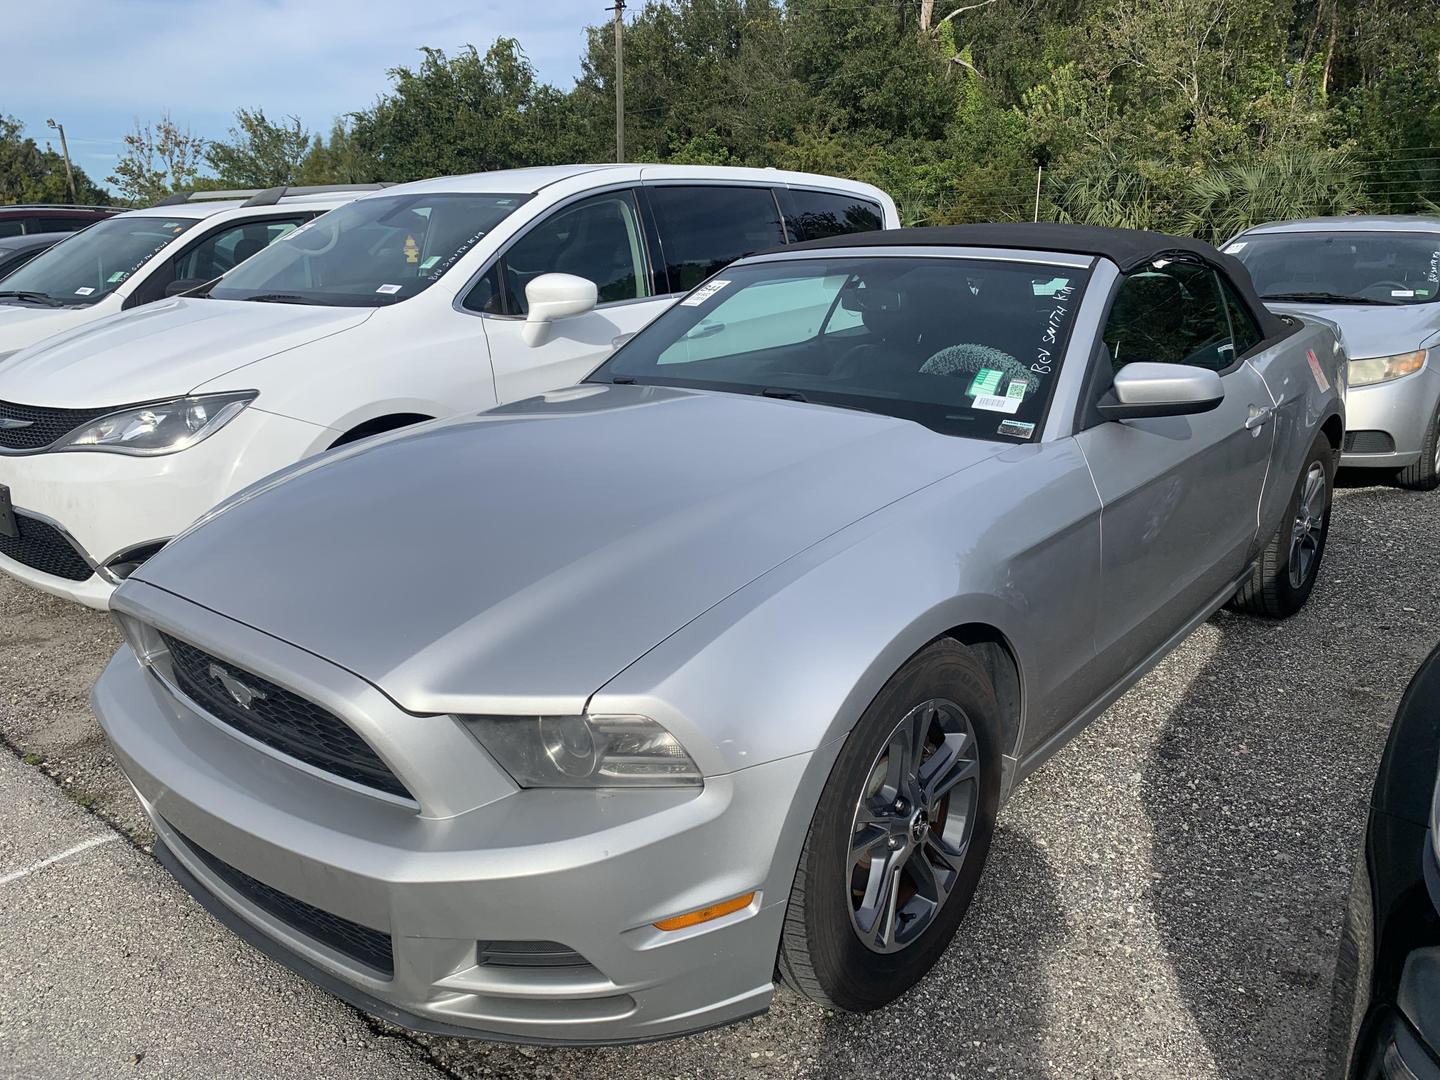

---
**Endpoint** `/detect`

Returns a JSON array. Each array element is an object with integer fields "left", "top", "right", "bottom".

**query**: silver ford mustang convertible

[{"left": 93, "top": 224, "right": 1346, "bottom": 1045}]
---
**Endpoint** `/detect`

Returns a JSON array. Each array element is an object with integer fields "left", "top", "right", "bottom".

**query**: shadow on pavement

[{"left": 1142, "top": 484, "right": 1436, "bottom": 1078}]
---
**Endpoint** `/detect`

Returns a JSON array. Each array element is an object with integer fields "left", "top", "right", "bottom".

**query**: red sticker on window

[{"left": 1306, "top": 349, "right": 1330, "bottom": 393}]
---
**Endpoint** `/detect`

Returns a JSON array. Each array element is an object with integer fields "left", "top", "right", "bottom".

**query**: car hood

[
  {"left": 0, "top": 302, "right": 94, "bottom": 358},
  {"left": 0, "top": 298, "right": 374, "bottom": 408},
  {"left": 134, "top": 384, "right": 1005, "bottom": 715},
  {"left": 1265, "top": 300, "right": 1440, "bottom": 360}
]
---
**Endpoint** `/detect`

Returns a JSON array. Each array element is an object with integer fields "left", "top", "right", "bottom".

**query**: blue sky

[{"left": 8, "top": 0, "right": 600, "bottom": 193}]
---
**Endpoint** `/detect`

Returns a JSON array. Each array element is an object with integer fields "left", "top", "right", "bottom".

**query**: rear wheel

[
  {"left": 777, "top": 640, "right": 1002, "bottom": 1011},
  {"left": 1229, "top": 431, "right": 1334, "bottom": 618},
  {"left": 1393, "top": 404, "right": 1440, "bottom": 491}
]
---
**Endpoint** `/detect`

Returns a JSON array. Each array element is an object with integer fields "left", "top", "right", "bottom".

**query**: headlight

[
  {"left": 53, "top": 391, "right": 256, "bottom": 455},
  {"left": 462, "top": 713, "right": 702, "bottom": 788},
  {"left": 1348, "top": 350, "right": 1427, "bottom": 388}
]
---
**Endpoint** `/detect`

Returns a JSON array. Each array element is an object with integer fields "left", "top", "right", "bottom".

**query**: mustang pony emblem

[{"left": 207, "top": 662, "right": 266, "bottom": 710}]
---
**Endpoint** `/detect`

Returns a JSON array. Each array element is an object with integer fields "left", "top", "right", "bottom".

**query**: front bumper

[
  {"left": 0, "top": 406, "right": 330, "bottom": 609},
  {"left": 92, "top": 620, "right": 802, "bottom": 1044},
  {"left": 1341, "top": 366, "right": 1440, "bottom": 468}
]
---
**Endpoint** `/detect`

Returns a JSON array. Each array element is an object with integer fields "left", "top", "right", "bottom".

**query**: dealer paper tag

[
  {"left": 681, "top": 279, "right": 730, "bottom": 306},
  {"left": 1306, "top": 349, "right": 1330, "bottom": 392},
  {"left": 972, "top": 393, "right": 1023, "bottom": 415}
]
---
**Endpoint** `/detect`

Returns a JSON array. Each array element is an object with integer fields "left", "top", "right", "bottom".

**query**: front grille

[
  {"left": 0, "top": 511, "right": 92, "bottom": 580},
  {"left": 172, "top": 826, "right": 394, "bottom": 976},
  {"left": 1344, "top": 430, "right": 1396, "bottom": 454},
  {"left": 0, "top": 399, "right": 115, "bottom": 451},
  {"left": 159, "top": 632, "right": 414, "bottom": 801},
  {"left": 479, "top": 940, "right": 590, "bottom": 968}
]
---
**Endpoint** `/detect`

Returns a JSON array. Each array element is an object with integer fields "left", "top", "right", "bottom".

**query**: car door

[
  {"left": 469, "top": 189, "right": 670, "bottom": 402},
  {"left": 1075, "top": 259, "right": 1276, "bottom": 681}
]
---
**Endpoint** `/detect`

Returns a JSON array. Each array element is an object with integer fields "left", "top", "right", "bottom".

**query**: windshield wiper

[
  {"left": 241, "top": 293, "right": 313, "bottom": 305},
  {"left": 0, "top": 290, "right": 64, "bottom": 307},
  {"left": 1262, "top": 291, "right": 1403, "bottom": 307}
]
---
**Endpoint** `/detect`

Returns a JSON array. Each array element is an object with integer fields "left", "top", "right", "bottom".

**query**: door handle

[{"left": 1245, "top": 404, "right": 1276, "bottom": 430}]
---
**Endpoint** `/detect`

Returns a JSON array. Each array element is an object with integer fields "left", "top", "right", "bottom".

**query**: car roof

[
  {"left": 0, "top": 231, "right": 70, "bottom": 253},
  {"left": 787, "top": 222, "right": 1238, "bottom": 272},
  {"left": 121, "top": 190, "right": 369, "bottom": 221},
  {"left": 365, "top": 163, "right": 889, "bottom": 199},
  {"left": 1242, "top": 215, "right": 1440, "bottom": 235},
  {"left": 770, "top": 221, "right": 1289, "bottom": 339},
  {"left": 0, "top": 204, "right": 115, "bottom": 218}
]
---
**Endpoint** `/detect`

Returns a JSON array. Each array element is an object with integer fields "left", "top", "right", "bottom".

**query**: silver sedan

[
  {"left": 93, "top": 224, "right": 1345, "bottom": 1045},
  {"left": 1227, "top": 216, "right": 1440, "bottom": 489}
]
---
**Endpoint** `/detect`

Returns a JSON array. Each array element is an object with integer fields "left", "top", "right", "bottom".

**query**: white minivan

[
  {"left": 0, "top": 164, "right": 897, "bottom": 607},
  {"left": 0, "top": 186, "right": 383, "bottom": 359}
]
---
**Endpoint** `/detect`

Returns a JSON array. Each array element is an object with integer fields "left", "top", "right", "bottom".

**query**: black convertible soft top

[{"left": 785, "top": 222, "right": 1290, "bottom": 340}]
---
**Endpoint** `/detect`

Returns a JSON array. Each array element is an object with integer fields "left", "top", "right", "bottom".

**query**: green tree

[
  {"left": 348, "top": 41, "right": 592, "bottom": 181},
  {"left": 108, "top": 114, "right": 206, "bottom": 203},
  {"left": 206, "top": 108, "right": 312, "bottom": 187},
  {"left": 0, "top": 115, "right": 108, "bottom": 204}
]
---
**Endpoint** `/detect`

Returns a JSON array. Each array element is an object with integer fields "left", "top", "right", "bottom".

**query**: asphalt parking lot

[{"left": 1, "top": 476, "right": 1435, "bottom": 1079}]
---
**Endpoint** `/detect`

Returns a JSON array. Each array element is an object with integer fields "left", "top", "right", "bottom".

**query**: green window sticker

[{"left": 967, "top": 368, "right": 1003, "bottom": 397}]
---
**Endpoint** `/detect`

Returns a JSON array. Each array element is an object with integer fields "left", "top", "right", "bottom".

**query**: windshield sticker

[
  {"left": 423, "top": 228, "right": 488, "bottom": 283},
  {"left": 1306, "top": 349, "right": 1331, "bottom": 392},
  {"left": 681, "top": 279, "right": 731, "bottom": 306},
  {"left": 1005, "top": 378, "right": 1029, "bottom": 400},
  {"left": 375, "top": 283, "right": 403, "bottom": 295},
  {"left": 967, "top": 367, "right": 1004, "bottom": 397},
  {"left": 1225, "top": 242, "right": 1247, "bottom": 254},
  {"left": 74, "top": 286, "right": 94, "bottom": 295},
  {"left": 1393, "top": 289, "right": 1415, "bottom": 297},
  {"left": 106, "top": 271, "right": 127, "bottom": 283},
  {"left": 998, "top": 419, "right": 1035, "bottom": 438},
  {"left": 404, "top": 234, "right": 420, "bottom": 264},
  {"left": 972, "top": 392, "right": 1023, "bottom": 415},
  {"left": 419, "top": 255, "right": 441, "bottom": 271},
  {"left": 1032, "top": 284, "right": 1076, "bottom": 376}
]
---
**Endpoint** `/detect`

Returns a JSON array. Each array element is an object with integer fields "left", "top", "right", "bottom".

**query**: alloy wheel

[
  {"left": 847, "top": 698, "right": 980, "bottom": 954},
  {"left": 1288, "top": 462, "right": 1327, "bottom": 590}
]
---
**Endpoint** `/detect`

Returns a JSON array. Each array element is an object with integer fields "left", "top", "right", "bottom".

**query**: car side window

[
  {"left": 1102, "top": 262, "right": 1235, "bottom": 373},
  {"left": 461, "top": 263, "right": 506, "bottom": 314},
  {"left": 36, "top": 217, "right": 87, "bottom": 233},
  {"left": 1219, "top": 277, "right": 1264, "bottom": 355},
  {"left": 647, "top": 186, "right": 786, "bottom": 293},
  {"left": 783, "top": 190, "right": 883, "bottom": 242},
  {"left": 492, "top": 190, "right": 650, "bottom": 316},
  {"left": 172, "top": 219, "right": 304, "bottom": 283},
  {"left": 0, "top": 221, "right": 23, "bottom": 239}
]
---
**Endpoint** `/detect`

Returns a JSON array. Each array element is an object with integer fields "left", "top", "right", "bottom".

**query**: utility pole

[
  {"left": 46, "top": 119, "right": 77, "bottom": 204},
  {"left": 610, "top": 0, "right": 625, "bottom": 161}
]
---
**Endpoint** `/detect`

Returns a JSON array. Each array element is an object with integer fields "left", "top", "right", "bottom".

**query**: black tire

[
  {"left": 1393, "top": 404, "right": 1440, "bottom": 491},
  {"left": 1229, "top": 431, "right": 1334, "bottom": 618},
  {"left": 777, "top": 639, "right": 1002, "bottom": 1011}
]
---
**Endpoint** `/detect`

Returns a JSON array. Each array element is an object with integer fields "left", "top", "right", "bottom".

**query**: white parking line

[{"left": 0, "top": 833, "right": 120, "bottom": 886}]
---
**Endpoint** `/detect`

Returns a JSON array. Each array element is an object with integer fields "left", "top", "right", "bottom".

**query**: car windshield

[
  {"left": 590, "top": 256, "right": 1091, "bottom": 441},
  {"left": 1230, "top": 230, "right": 1440, "bottom": 306},
  {"left": 208, "top": 192, "right": 529, "bottom": 307},
  {"left": 0, "top": 215, "right": 198, "bottom": 307}
]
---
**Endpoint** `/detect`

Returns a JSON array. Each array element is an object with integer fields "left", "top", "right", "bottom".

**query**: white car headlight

[
  {"left": 53, "top": 391, "right": 256, "bottom": 455},
  {"left": 462, "top": 713, "right": 702, "bottom": 788},
  {"left": 1348, "top": 350, "right": 1428, "bottom": 388}
]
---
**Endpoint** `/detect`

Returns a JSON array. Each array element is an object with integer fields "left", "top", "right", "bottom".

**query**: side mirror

[
  {"left": 164, "top": 277, "right": 207, "bottom": 298},
  {"left": 522, "top": 273, "right": 598, "bottom": 347},
  {"left": 1098, "top": 362, "right": 1225, "bottom": 422}
]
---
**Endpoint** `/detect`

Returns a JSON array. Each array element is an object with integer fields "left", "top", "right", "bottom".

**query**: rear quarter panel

[{"left": 1248, "top": 316, "right": 1347, "bottom": 545}]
